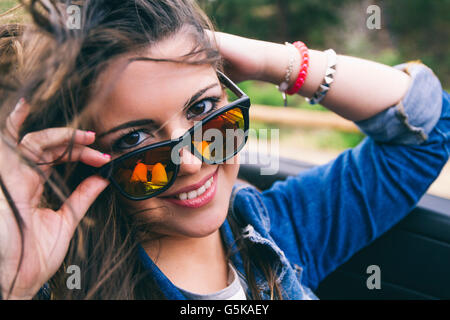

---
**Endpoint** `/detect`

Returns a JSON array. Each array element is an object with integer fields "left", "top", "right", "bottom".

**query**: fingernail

[
  {"left": 14, "top": 98, "right": 25, "bottom": 111},
  {"left": 86, "top": 131, "right": 96, "bottom": 136},
  {"left": 102, "top": 153, "right": 111, "bottom": 159}
]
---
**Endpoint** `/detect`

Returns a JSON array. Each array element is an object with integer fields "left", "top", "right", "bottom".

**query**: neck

[{"left": 143, "top": 229, "right": 230, "bottom": 294}]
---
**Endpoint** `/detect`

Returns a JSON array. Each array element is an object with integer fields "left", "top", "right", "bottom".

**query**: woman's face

[{"left": 90, "top": 31, "right": 240, "bottom": 239}]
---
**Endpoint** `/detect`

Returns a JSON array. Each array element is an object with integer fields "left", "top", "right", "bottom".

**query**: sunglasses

[{"left": 96, "top": 71, "right": 250, "bottom": 201}]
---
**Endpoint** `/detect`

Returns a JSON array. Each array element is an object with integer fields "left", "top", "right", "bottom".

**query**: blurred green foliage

[
  {"left": 0, "top": 1, "right": 28, "bottom": 24},
  {"left": 0, "top": 1, "right": 17, "bottom": 11},
  {"left": 383, "top": 0, "right": 450, "bottom": 85},
  {"left": 199, "top": 0, "right": 349, "bottom": 45}
]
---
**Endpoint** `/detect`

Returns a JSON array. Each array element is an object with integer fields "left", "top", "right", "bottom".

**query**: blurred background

[{"left": 1, "top": 0, "right": 449, "bottom": 198}]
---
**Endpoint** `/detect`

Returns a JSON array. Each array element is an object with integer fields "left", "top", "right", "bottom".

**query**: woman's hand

[{"left": 0, "top": 99, "right": 111, "bottom": 299}]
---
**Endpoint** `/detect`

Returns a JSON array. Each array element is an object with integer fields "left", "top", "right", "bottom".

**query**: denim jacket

[{"left": 138, "top": 61, "right": 450, "bottom": 300}]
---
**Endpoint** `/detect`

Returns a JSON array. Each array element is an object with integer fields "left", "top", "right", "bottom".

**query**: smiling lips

[
  {"left": 177, "top": 175, "right": 214, "bottom": 200},
  {"left": 161, "top": 169, "right": 218, "bottom": 208}
]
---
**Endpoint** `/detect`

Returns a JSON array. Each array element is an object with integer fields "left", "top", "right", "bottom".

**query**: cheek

[
  {"left": 220, "top": 154, "right": 240, "bottom": 188},
  {"left": 223, "top": 162, "right": 240, "bottom": 181},
  {"left": 214, "top": 156, "right": 241, "bottom": 205},
  {"left": 224, "top": 154, "right": 241, "bottom": 177}
]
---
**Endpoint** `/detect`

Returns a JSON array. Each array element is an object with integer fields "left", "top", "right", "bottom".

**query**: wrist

[
  {"left": 257, "top": 41, "right": 299, "bottom": 85},
  {"left": 255, "top": 42, "right": 334, "bottom": 103},
  {"left": 262, "top": 43, "right": 330, "bottom": 98},
  {"left": 297, "top": 49, "right": 329, "bottom": 98}
]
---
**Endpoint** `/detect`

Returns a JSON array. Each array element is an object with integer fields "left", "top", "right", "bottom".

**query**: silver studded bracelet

[{"left": 306, "top": 49, "right": 337, "bottom": 105}]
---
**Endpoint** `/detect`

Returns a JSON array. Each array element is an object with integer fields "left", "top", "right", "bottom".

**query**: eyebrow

[
  {"left": 97, "top": 119, "right": 156, "bottom": 139},
  {"left": 97, "top": 82, "right": 220, "bottom": 139}
]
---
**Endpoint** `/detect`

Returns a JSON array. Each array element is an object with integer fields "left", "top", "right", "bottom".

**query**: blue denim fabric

[
  {"left": 137, "top": 62, "right": 449, "bottom": 300},
  {"left": 355, "top": 62, "right": 443, "bottom": 144}
]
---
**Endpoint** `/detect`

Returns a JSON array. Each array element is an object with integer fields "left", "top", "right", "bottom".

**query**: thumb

[{"left": 59, "top": 175, "right": 110, "bottom": 232}]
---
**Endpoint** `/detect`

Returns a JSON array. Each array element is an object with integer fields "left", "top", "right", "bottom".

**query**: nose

[
  {"left": 166, "top": 121, "right": 203, "bottom": 177},
  {"left": 177, "top": 146, "right": 203, "bottom": 176}
]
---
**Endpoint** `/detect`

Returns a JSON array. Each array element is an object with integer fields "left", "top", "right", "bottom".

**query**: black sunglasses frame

[{"left": 96, "top": 71, "right": 251, "bottom": 201}]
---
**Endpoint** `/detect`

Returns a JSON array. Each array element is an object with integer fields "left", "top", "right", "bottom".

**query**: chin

[{"left": 164, "top": 166, "right": 238, "bottom": 238}]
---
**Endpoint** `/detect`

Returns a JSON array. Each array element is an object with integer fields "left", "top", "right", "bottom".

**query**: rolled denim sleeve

[
  {"left": 355, "top": 61, "right": 443, "bottom": 144},
  {"left": 261, "top": 62, "right": 449, "bottom": 291}
]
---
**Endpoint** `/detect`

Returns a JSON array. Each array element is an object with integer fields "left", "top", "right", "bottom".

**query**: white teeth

[
  {"left": 187, "top": 191, "right": 197, "bottom": 199},
  {"left": 197, "top": 186, "right": 206, "bottom": 196},
  {"left": 177, "top": 175, "right": 214, "bottom": 200},
  {"left": 178, "top": 193, "right": 188, "bottom": 200}
]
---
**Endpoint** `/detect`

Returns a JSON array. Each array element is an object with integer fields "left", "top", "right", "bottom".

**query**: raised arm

[
  {"left": 217, "top": 31, "right": 449, "bottom": 290},
  {"left": 213, "top": 31, "right": 411, "bottom": 121}
]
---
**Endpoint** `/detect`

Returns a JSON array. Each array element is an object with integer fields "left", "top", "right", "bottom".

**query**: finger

[
  {"left": 18, "top": 129, "right": 97, "bottom": 163},
  {"left": 20, "top": 128, "right": 96, "bottom": 153},
  {"left": 47, "top": 145, "right": 111, "bottom": 167},
  {"left": 59, "top": 175, "right": 110, "bottom": 232},
  {"left": 31, "top": 146, "right": 110, "bottom": 182},
  {"left": 4, "top": 99, "right": 30, "bottom": 143}
]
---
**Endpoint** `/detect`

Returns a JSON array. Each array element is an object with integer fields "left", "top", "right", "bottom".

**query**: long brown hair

[{"left": 0, "top": 0, "right": 283, "bottom": 300}]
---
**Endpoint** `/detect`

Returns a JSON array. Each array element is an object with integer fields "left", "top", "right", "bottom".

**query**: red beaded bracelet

[{"left": 285, "top": 41, "right": 309, "bottom": 95}]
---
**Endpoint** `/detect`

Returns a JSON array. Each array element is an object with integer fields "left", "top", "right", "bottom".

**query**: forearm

[{"left": 261, "top": 42, "right": 411, "bottom": 122}]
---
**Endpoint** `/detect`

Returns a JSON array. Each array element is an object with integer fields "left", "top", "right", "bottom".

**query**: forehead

[{"left": 88, "top": 32, "right": 219, "bottom": 133}]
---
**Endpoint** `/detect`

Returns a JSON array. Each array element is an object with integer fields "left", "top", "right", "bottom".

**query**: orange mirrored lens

[
  {"left": 193, "top": 140, "right": 212, "bottom": 160},
  {"left": 193, "top": 107, "right": 245, "bottom": 163},
  {"left": 113, "top": 146, "right": 174, "bottom": 197}
]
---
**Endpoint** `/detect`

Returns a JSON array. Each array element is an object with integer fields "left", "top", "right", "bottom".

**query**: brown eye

[
  {"left": 123, "top": 132, "right": 140, "bottom": 145},
  {"left": 114, "top": 130, "right": 150, "bottom": 151},
  {"left": 187, "top": 98, "right": 219, "bottom": 119}
]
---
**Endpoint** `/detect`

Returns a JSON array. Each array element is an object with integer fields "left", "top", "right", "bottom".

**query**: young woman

[{"left": 0, "top": 0, "right": 448, "bottom": 300}]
